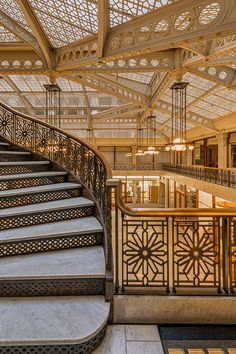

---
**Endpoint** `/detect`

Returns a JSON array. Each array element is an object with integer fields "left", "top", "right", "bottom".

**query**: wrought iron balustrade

[
  {"left": 162, "top": 164, "right": 236, "bottom": 188},
  {"left": 108, "top": 179, "right": 236, "bottom": 296},
  {"left": 0, "top": 102, "right": 113, "bottom": 299},
  {"left": 110, "top": 163, "right": 162, "bottom": 171}
]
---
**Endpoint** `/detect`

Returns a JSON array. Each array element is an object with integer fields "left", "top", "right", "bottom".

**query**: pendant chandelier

[
  {"left": 165, "top": 82, "right": 194, "bottom": 152},
  {"left": 144, "top": 114, "right": 159, "bottom": 155},
  {"left": 44, "top": 84, "right": 61, "bottom": 128},
  {"left": 135, "top": 127, "right": 145, "bottom": 156}
]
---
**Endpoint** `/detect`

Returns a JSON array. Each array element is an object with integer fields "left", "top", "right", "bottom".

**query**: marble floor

[
  {"left": 93, "top": 325, "right": 236, "bottom": 354},
  {"left": 93, "top": 325, "right": 164, "bottom": 354}
]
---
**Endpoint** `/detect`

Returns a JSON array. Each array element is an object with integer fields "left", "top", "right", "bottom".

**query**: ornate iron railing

[
  {"left": 0, "top": 102, "right": 113, "bottom": 299},
  {"left": 162, "top": 163, "right": 236, "bottom": 188},
  {"left": 108, "top": 179, "right": 236, "bottom": 296},
  {"left": 111, "top": 163, "right": 162, "bottom": 171}
]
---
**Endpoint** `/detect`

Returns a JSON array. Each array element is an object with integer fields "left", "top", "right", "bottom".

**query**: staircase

[{"left": 0, "top": 104, "right": 113, "bottom": 353}]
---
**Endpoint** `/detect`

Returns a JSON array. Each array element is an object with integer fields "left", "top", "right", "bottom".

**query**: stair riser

[
  {"left": 0, "top": 154, "right": 31, "bottom": 162},
  {"left": 0, "top": 146, "right": 9, "bottom": 151},
  {"left": 0, "top": 326, "right": 106, "bottom": 354},
  {"left": 0, "top": 175, "right": 67, "bottom": 190},
  {"left": 0, "top": 232, "right": 103, "bottom": 257},
  {"left": 0, "top": 188, "right": 81, "bottom": 209},
  {"left": 0, "top": 206, "right": 94, "bottom": 231},
  {"left": 0, "top": 278, "right": 105, "bottom": 296},
  {"left": 0, "top": 165, "right": 49, "bottom": 175}
]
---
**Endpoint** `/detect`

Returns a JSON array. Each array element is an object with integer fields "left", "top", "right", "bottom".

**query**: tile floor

[
  {"left": 93, "top": 325, "right": 164, "bottom": 354},
  {"left": 93, "top": 325, "right": 236, "bottom": 354}
]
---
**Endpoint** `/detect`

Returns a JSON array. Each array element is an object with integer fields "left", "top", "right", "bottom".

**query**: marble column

[
  {"left": 217, "top": 133, "right": 228, "bottom": 169},
  {"left": 186, "top": 149, "right": 193, "bottom": 166}
]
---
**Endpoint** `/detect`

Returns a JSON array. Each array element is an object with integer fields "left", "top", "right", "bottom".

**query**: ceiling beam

[
  {"left": 104, "top": 0, "right": 236, "bottom": 59},
  {"left": 61, "top": 72, "right": 150, "bottom": 106},
  {"left": 0, "top": 9, "right": 45, "bottom": 64},
  {"left": 189, "top": 66, "right": 236, "bottom": 89},
  {"left": 3, "top": 76, "right": 34, "bottom": 115},
  {"left": 93, "top": 103, "right": 143, "bottom": 121},
  {"left": 97, "top": 0, "right": 110, "bottom": 58},
  {"left": 15, "top": 0, "right": 54, "bottom": 69},
  {"left": 0, "top": 50, "right": 45, "bottom": 74},
  {"left": 56, "top": 47, "right": 175, "bottom": 71},
  {"left": 156, "top": 99, "right": 219, "bottom": 132}
]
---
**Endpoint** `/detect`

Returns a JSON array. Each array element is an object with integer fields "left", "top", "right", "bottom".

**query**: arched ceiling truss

[{"left": 0, "top": 0, "right": 236, "bottom": 143}]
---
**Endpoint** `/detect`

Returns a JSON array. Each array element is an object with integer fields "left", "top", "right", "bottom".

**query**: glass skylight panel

[
  {"left": 25, "top": 94, "right": 46, "bottom": 107},
  {"left": 57, "top": 78, "right": 83, "bottom": 91},
  {"left": 109, "top": 0, "right": 177, "bottom": 27},
  {"left": 62, "top": 95, "right": 85, "bottom": 107},
  {"left": 0, "top": 25, "right": 20, "bottom": 42},
  {"left": 191, "top": 106, "right": 217, "bottom": 119},
  {"left": 1, "top": 94, "right": 25, "bottom": 107},
  {"left": 217, "top": 90, "right": 236, "bottom": 102},
  {"left": 9, "top": 75, "right": 49, "bottom": 92},
  {"left": 0, "top": 79, "right": 14, "bottom": 91},
  {"left": 29, "top": 0, "right": 98, "bottom": 47},
  {"left": 197, "top": 101, "right": 230, "bottom": 116},
  {"left": 206, "top": 95, "right": 236, "bottom": 111},
  {"left": 118, "top": 73, "right": 154, "bottom": 85},
  {"left": 0, "top": 0, "right": 32, "bottom": 33}
]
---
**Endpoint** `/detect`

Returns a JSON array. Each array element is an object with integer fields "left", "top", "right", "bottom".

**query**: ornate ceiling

[{"left": 0, "top": 0, "right": 236, "bottom": 142}]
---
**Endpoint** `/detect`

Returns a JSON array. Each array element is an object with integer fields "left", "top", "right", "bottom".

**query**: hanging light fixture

[
  {"left": 44, "top": 84, "right": 61, "bottom": 128},
  {"left": 144, "top": 114, "right": 159, "bottom": 155},
  {"left": 135, "top": 127, "right": 145, "bottom": 156},
  {"left": 165, "top": 82, "right": 194, "bottom": 152}
]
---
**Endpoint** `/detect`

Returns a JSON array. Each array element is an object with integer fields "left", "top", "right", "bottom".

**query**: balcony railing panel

[
  {"left": 108, "top": 179, "right": 236, "bottom": 296},
  {"left": 162, "top": 164, "right": 236, "bottom": 189}
]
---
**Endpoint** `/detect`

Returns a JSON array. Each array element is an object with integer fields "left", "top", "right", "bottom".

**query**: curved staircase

[{"left": 0, "top": 103, "right": 113, "bottom": 353}]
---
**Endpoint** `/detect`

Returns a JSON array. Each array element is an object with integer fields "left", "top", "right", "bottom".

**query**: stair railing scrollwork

[{"left": 0, "top": 102, "right": 113, "bottom": 300}]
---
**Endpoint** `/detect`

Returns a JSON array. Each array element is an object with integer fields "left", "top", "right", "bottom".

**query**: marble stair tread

[
  {"left": 0, "top": 161, "right": 50, "bottom": 166},
  {"left": 0, "top": 216, "right": 103, "bottom": 242},
  {"left": 0, "top": 197, "right": 94, "bottom": 217},
  {"left": 0, "top": 246, "right": 105, "bottom": 279},
  {"left": 0, "top": 296, "right": 109, "bottom": 345},
  {"left": 0, "top": 182, "right": 81, "bottom": 198},
  {"left": 0, "top": 171, "right": 67, "bottom": 181},
  {"left": 0, "top": 151, "right": 31, "bottom": 155}
]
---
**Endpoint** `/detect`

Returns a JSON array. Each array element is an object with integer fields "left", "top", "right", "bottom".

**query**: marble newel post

[{"left": 217, "top": 133, "right": 228, "bottom": 169}]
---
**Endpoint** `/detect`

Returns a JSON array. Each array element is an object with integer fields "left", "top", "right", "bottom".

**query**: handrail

[
  {"left": 0, "top": 102, "right": 113, "bottom": 299},
  {"left": 108, "top": 178, "right": 236, "bottom": 216},
  {"left": 162, "top": 163, "right": 236, "bottom": 188},
  {"left": 0, "top": 102, "right": 112, "bottom": 178},
  {"left": 168, "top": 163, "right": 236, "bottom": 173}
]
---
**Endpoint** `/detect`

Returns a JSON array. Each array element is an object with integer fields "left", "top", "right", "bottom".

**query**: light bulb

[{"left": 173, "top": 137, "right": 186, "bottom": 151}]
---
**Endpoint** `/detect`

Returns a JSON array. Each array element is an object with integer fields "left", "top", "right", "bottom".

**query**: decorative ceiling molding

[
  {"left": 93, "top": 103, "right": 143, "bottom": 122},
  {"left": 104, "top": 0, "right": 236, "bottom": 58},
  {"left": 189, "top": 66, "right": 236, "bottom": 88},
  {"left": 0, "top": 50, "right": 45, "bottom": 75}
]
